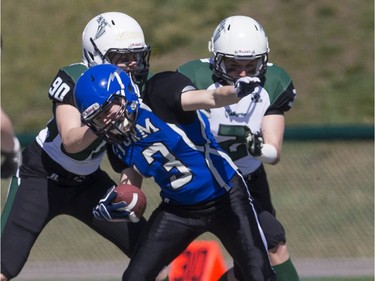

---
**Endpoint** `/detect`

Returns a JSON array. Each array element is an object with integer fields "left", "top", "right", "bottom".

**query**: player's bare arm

[
  {"left": 56, "top": 103, "right": 98, "bottom": 153},
  {"left": 180, "top": 85, "right": 238, "bottom": 111},
  {"left": 181, "top": 76, "right": 260, "bottom": 111},
  {"left": 260, "top": 114, "right": 285, "bottom": 164}
]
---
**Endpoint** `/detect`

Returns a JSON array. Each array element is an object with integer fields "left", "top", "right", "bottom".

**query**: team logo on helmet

[
  {"left": 213, "top": 19, "right": 227, "bottom": 43},
  {"left": 94, "top": 15, "right": 110, "bottom": 40}
]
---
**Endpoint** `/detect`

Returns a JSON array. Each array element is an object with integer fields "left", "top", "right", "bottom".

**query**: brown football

[{"left": 114, "top": 184, "right": 147, "bottom": 222}]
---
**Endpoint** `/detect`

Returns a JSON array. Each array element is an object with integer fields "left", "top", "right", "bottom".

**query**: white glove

[{"left": 234, "top": 76, "right": 261, "bottom": 98}]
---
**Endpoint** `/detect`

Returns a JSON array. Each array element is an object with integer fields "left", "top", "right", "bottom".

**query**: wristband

[{"left": 256, "top": 143, "right": 278, "bottom": 164}]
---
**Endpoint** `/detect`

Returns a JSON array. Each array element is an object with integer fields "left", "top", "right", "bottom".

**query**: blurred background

[{"left": 1, "top": 0, "right": 374, "bottom": 280}]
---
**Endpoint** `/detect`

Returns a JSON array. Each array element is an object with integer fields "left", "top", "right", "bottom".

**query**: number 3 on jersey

[
  {"left": 142, "top": 142, "right": 192, "bottom": 189},
  {"left": 49, "top": 76, "right": 70, "bottom": 101}
]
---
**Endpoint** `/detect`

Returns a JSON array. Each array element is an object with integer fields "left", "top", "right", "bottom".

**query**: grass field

[{"left": 2, "top": 141, "right": 373, "bottom": 280}]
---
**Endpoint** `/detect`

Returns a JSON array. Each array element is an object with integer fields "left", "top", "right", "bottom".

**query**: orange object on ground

[{"left": 169, "top": 240, "right": 227, "bottom": 281}]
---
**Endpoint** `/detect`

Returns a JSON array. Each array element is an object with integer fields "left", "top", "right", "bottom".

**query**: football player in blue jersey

[
  {"left": 178, "top": 16, "right": 299, "bottom": 281},
  {"left": 74, "top": 64, "right": 276, "bottom": 281},
  {"left": 0, "top": 12, "right": 159, "bottom": 281}
]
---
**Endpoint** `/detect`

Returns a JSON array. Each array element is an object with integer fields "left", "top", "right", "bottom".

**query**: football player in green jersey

[
  {"left": 0, "top": 12, "right": 163, "bottom": 281},
  {"left": 178, "top": 15, "right": 299, "bottom": 281}
]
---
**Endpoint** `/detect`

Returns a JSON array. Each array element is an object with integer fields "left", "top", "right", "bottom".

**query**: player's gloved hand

[
  {"left": 234, "top": 76, "right": 261, "bottom": 98},
  {"left": 245, "top": 129, "right": 264, "bottom": 157},
  {"left": 93, "top": 186, "right": 132, "bottom": 222},
  {"left": 1, "top": 137, "right": 22, "bottom": 179}
]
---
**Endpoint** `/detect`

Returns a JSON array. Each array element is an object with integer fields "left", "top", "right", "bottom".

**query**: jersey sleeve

[
  {"left": 265, "top": 81, "right": 296, "bottom": 115},
  {"left": 48, "top": 63, "right": 88, "bottom": 105},
  {"left": 264, "top": 64, "right": 296, "bottom": 115},
  {"left": 48, "top": 69, "right": 76, "bottom": 106},
  {"left": 48, "top": 63, "right": 88, "bottom": 115},
  {"left": 142, "top": 71, "right": 197, "bottom": 124}
]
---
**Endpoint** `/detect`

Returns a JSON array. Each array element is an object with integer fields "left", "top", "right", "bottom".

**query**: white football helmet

[
  {"left": 82, "top": 12, "right": 151, "bottom": 86},
  {"left": 208, "top": 16, "right": 270, "bottom": 83}
]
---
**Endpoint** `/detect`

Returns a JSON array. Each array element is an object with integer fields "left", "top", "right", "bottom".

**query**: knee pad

[{"left": 258, "top": 211, "right": 286, "bottom": 250}]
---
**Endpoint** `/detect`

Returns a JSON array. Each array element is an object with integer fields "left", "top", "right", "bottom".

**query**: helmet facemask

[
  {"left": 212, "top": 52, "right": 268, "bottom": 84},
  {"left": 82, "top": 95, "right": 138, "bottom": 144},
  {"left": 105, "top": 47, "right": 151, "bottom": 88}
]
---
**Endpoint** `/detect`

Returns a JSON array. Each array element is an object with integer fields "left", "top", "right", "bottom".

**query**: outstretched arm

[
  {"left": 181, "top": 85, "right": 238, "bottom": 111},
  {"left": 181, "top": 77, "right": 260, "bottom": 111}
]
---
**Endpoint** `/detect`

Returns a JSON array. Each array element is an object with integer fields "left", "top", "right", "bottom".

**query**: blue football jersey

[{"left": 112, "top": 103, "right": 239, "bottom": 205}]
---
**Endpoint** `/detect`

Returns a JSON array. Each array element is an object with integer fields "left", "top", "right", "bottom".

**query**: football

[{"left": 114, "top": 184, "right": 147, "bottom": 222}]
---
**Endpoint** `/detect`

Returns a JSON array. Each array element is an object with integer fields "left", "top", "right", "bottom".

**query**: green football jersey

[
  {"left": 37, "top": 63, "right": 106, "bottom": 175},
  {"left": 178, "top": 58, "right": 296, "bottom": 174}
]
